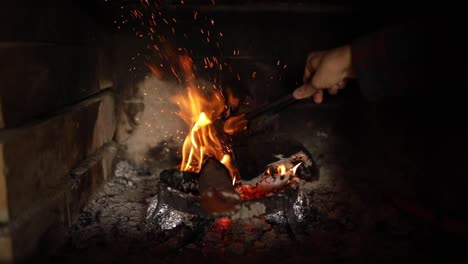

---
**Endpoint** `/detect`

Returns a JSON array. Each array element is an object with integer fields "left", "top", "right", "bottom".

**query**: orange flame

[
  {"left": 223, "top": 114, "right": 247, "bottom": 135},
  {"left": 226, "top": 87, "right": 239, "bottom": 108},
  {"left": 277, "top": 164, "right": 287, "bottom": 175},
  {"left": 171, "top": 56, "right": 239, "bottom": 181},
  {"left": 145, "top": 62, "right": 163, "bottom": 79}
]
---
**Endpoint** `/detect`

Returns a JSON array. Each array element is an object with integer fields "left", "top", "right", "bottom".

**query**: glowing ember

[
  {"left": 237, "top": 153, "right": 308, "bottom": 200},
  {"left": 235, "top": 185, "right": 270, "bottom": 200},
  {"left": 210, "top": 217, "right": 233, "bottom": 232}
]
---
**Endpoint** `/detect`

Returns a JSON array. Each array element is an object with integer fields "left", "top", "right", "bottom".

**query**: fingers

[
  {"left": 328, "top": 86, "right": 340, "bottom": 95},
  {"left": 303, "top": 68, "right": 312, "bottom": 84},
  {"left": 292, "top": 85, "right": 324, "bottom": 104},
  {"left": 293, "top": 79, "right": 345, "bottom": 101},
  {"left": 303, "top": 52, "right": 323, "bottom": 83},
  {"left": 313, "top": 90, "right": 323, "bottom": 104},
  {"left": 293, "top": 81, "right": 344, "bottom": 104},
  {"left": 293, "top": 84, "right": 318, "bottom": 99},
  {"left": 299, "top": 45, "right": 352, "bottom": 103},
  {"left": 328, "top": 80, "right": 346, "bottom": 95}
]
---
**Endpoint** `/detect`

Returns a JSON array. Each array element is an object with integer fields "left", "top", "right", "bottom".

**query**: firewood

[
  {"left": 199, "top": 158, "right": 240, "bottom": 216},
  {"left": 159, "top": 169, "right": 199, "bottom": 195}
]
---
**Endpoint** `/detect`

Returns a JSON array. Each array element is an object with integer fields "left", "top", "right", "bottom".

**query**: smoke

[
  {"left": 123, "top": 76, "right": 222, "bottom": 169},
  {"left": 124, "top": 76, "right": 187, "bottom": 166}
]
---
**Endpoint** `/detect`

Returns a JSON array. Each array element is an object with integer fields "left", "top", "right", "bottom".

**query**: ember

[
  {"left": 210, "top": 217, "right": 233, "bottom": 232},
  {"left": 235, "top": 185, "right": 270, "bottom": 200}
]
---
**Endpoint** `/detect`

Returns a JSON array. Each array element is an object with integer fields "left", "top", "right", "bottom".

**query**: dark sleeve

[{"left": 351, "top": 17, "right": 459, "bottom": 101}]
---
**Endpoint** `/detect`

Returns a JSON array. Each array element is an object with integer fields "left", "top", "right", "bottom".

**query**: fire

[
  {"left": 237, "top": 161, "right": 304, "bottom": 200},
  {"left": 292, "top": 162, "right": 302, "bottom": 174},
  {"left": 277, "top": 164, "right": 286, "bottom": 175},
  {"left": 171, "top": 56, "right": 239, "bottom": 181},
  {"left": 223, "top": 114, "right": 247, "bottom": 135},
  {"left": 223, "top": 88, "right": 247, "bottom": 135}
]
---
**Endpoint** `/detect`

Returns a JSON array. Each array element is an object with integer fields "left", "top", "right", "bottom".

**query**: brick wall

[{"left": 0, "top": 1, "right": 117, "bottom": 262}]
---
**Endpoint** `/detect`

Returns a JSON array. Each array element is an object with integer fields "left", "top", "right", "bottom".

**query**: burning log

[
  {"left": 159, "top": 169, "right": 199, "bottom": 195},
  {"left": 151, "top": 133, "right": 319, "bottom": 222},
  {"left": 199, "top": 158, "right": 241, "bottom": 216},
  {"left": 233, "top": 135, "right": 319, "bottom": 183},
  {"left": 154, "top": 178, "right": 299, "bottom": 220}
]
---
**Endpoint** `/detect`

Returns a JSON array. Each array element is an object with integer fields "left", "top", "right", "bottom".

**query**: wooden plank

[
  {"left": 0, "top": 236, "right": 13, "bottom": 263},
  {"left": 0, "top": 144, "right": 8, "bottom": 224}
]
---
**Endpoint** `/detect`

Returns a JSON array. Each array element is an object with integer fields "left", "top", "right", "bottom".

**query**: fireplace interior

[{"left": 1, "top": 0, "right": 468, "bottom": 263}]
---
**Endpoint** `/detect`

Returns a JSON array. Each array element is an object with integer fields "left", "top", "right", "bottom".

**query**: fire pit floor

[{"left": 46, "top": 106, "right": 466, "bottom": 263}]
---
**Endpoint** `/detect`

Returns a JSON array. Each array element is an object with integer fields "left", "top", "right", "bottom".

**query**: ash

[
  {"left": 50, "top": 106, "right": 443, "bottom": 263},
  {"left": 146, "top": 196, "right": 196, "bottom": 231},
  {"left": 264, "top": 210, "right": 287, "bottom": 224},
  {"left": 145, "top": 188, "right": 312, "bottom": 231},
  {"left": 292, "top": 192, "right": 310, "bottom": 222}
]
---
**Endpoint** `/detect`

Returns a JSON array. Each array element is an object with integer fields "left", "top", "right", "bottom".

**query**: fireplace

[{"left": 1, "top": 0, "right": 468, "bottom": 263}]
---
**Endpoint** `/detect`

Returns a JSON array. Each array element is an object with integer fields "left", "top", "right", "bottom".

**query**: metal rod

[{"left": 245, "top": 94, "right": 297, "bottom": 120}]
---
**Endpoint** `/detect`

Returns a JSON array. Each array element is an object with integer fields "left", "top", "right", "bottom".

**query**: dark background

[{"left": 2, "top": 0, "right": 467, "bottom": 262}]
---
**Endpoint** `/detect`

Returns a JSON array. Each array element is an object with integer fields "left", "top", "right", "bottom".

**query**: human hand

[{"left": 293, "top": 45, "right": 355, "bottom": 103}]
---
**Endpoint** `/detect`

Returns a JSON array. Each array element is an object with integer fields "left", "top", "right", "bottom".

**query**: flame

[
  {"left": 277, "top": 164, "right": 287, "bottom": 175},
  {"left": 220, "top": 154, "right": 229, "bottom": 164},
  {"left": 171, "top": 56, "right": 239, "bottom": 180},
  {"left": 223, "top": 114, "right": 247, "bottom": 135},
  {"left": 292, "top": 162, "right": 302, "bottom": 174},
  {"left": 236, "top": 162, "right": 303, "bottom": 200},
  {"left": 226, "top": 87, "right": 239, "bottom": 108}
]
